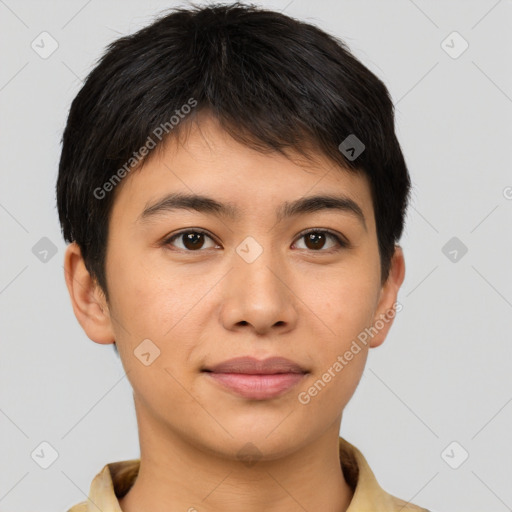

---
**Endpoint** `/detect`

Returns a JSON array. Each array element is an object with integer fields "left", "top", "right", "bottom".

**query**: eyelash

[{"left": 163, "top": 228, "right": 349, "bottom": 253}]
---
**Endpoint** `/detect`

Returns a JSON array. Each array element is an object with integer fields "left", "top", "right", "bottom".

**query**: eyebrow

[{"left": 137, "top": 192, "right": 367, "bottom": 230}]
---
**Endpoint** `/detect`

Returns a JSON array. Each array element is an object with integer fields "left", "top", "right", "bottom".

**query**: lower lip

[{"left": 204, "top": 372, "right": 307, "bottom": 400}]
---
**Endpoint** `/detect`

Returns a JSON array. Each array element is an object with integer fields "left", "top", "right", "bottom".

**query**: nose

[{"left": 219, "top": 244, "right": 299, "bottom": 336}]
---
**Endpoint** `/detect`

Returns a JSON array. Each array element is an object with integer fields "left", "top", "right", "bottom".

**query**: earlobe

[
  {"left": 368, "top": 245, "right": 406, "bottom": 349},
  {"left": 63, "top": 242, "right": 115, "bottom": 345}
]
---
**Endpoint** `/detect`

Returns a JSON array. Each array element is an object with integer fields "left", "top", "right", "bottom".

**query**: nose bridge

[
  {"left": 220, "top": 233, "right": 297, "bottom": 333},
  {"left": 234, "top": 233, "right": 284, "bottom": 298}
]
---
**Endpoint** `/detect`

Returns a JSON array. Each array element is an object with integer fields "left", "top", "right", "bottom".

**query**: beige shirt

[{"left": 67, "top": 436, "right": 430, "bottom": 512}]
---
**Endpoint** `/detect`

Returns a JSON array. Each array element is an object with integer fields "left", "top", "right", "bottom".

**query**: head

[{"left": 58, "top": 2, "right": 409, "bottom": 459}]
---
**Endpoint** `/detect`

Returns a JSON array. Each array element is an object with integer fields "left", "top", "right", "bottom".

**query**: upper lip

[{"left": 203, "top": 356, "right": 308, "bottom": 375}]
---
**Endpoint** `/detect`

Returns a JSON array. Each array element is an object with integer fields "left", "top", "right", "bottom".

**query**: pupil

[
  {"left": 184, "top": 232, "right": 204, "bottom": 250},
  {"left": 306, "top": 232, "right": 325, "bottom": 250},
  {"left": 180, "top": 232, "right": 327, "bottom": 251}
]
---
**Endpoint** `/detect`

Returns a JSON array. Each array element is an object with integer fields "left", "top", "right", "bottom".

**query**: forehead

[{"left": 110, "top": 115, "right": 375, "bottom": 226}]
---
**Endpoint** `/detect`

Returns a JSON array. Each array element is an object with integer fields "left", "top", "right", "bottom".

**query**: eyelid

[
  {"left": 163, "top": 227, "right": 349, "bottom": 251},
  {"left": 163, "top": 228, "right": 219, "bottom": 248},
  {"left": 294, "top": 227, "right": 349, "bottom": 248}
]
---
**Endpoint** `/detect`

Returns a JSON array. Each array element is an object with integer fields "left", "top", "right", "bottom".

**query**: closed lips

[{"left": 202, "top": 356, "right": 308, "bottom": 375}]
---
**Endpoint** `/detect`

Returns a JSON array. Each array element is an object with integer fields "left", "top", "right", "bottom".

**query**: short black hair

[{"left": 56, "top": 1, "right": 411, "bottom": 302}]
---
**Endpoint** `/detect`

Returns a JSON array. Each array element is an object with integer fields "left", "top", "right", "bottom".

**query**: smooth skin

[{"left": 64, "top": 113, "right": 405, "bottom": 512}]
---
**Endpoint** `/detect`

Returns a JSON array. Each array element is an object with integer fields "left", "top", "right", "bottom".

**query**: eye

[
  {"left": 293, "top": 229, "right": 348, "bottom": 252},
  {"left": 164, "top": 229, "right": 219, "bottom": 251},
  {"left": 163, "top": 228, "right": 348, "bottom": 252}
]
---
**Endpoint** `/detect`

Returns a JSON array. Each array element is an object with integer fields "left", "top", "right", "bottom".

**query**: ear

[
  {"left": 368, "top": 245, "right": 406, "bottom": 348},
  {"left": 63, "top": 242, "right": 115, "bottom": 345}
]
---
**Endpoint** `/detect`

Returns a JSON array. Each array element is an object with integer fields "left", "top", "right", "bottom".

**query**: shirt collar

[{"left": 79, "top": 436, "right": 426, "bottom": 512}]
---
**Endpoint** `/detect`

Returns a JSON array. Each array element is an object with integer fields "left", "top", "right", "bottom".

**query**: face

[{"left": 67, "top": 114, "right": 404, "bottom": 461}]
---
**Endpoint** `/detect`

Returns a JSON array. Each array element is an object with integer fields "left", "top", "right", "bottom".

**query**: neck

[{"left": 119, "top": 401, "right": 353, "bottom": 512}]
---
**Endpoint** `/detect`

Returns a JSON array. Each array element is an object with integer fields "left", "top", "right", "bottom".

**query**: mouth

[
  {"left": 202, "top": 356, "right": 308, "bottom": 374},
  {"left": 201, "top": 356, "right": 309, "bottom": 400}
]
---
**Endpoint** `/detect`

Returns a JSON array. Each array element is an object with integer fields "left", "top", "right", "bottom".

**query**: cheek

[
  {"left": 106, "top": 247, "right": 189, "bottom": 338},
  {"left": 304, "top": 262, "right": 379, "bottom": 346},
  {"left": 106, "top": 252, "right": 213, "bottom": 390},
  {"left": 296, "top": 280, "right": 374, "bottom": 417},
  {"left": 296, "top": 348, "right": 367, "bottom": 437},
  {"left": 296, "top": 264, "right": 378, "bottom": 408},
  {"left": 107, "top": 261, "right": 201, "bottom": 412}
]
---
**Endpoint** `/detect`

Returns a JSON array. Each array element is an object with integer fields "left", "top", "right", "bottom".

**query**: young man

[{"left": 58, "top": 3, "right": 429, "bottom": 511}]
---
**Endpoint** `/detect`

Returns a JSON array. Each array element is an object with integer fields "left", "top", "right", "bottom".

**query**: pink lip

[
  {"left": 205, "top": 372, "right": 307, "bottom": 400},
  {"left": 202, "top": 356, "right": 308, "bottom": 400},
  {"left": 203, "top": 356, "right": 307, "bottom": 374}
]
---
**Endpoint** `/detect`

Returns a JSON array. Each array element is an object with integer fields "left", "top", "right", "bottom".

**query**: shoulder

[
  {"left": 66, "top": 501, "right": 88, "bottom": 512},
  {"left": 389, "top": 494, "right": 431, "bottom": 511},
  {"left": 339, "top": 436, "right": 431, "bottom": 511}
]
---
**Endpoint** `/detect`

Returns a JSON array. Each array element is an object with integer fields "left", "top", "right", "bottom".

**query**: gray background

[{"left": 1, "top": 0, "right": 511, "bottom": 511}]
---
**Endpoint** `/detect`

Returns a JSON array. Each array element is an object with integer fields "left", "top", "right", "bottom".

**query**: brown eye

[
  {"left": 294, "top": 230, "right": 347, "bottom": 252},
  {"left": 165, "top": 230, "right": 218, "bottom": 251},
  {"left": 304, "top": 232, "right": 327, "bottom": 250},
  {"left": 181, "top": 232, "right": 205, "bottom": 250}
]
